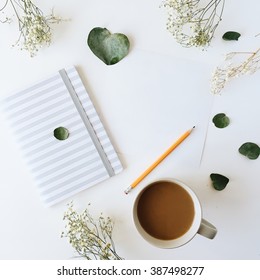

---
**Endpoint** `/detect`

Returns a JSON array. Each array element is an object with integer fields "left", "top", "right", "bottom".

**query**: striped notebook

[{"left": 2, "top": 66, "right": 123, "bottom": 207}]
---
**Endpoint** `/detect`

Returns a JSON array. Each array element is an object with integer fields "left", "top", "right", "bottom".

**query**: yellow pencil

[{"left": 124, "top": 126, "right": 195, "bottom": 194}]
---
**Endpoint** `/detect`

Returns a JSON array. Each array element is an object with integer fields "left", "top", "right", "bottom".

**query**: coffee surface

[{"left": 137, "top": 181, "right": 195, "bottom": 240}]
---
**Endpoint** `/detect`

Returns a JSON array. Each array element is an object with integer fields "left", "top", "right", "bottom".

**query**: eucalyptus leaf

[
  {"left": 239, "top": 142, "right": 260, "bottom": 160},
  {"left": 222, "top": 31, "right": 241, "bottom": 41},
  {"left": 87, "top": 27, "right": 130, "bottom": 65},
  {"left": 54, "top": 127, "right": 69, "bottom": 140},
  {"left": 210, "top": 173, "right": 229, "bottom": 191},
  {"left": 212, "top": 113, "right": 230, "bottom": 128}
]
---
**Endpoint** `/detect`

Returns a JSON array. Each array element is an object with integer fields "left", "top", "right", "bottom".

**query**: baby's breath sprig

[
  {"left": 0, "top": 0, "right": 64, "bottom": 56},
  {"left": 211, "top": 48, "right": 260, "bottom": 94},
  {"left": 61, "top": 202, "right": 123, "bottom": 260},
  {"left": 161, "top": 0, "right": 225, "bottom": 48}
]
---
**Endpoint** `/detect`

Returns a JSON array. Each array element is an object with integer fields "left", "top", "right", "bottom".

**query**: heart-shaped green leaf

[
  {"left": 222, "top": 31, "right": 241, "bottom": 41},
  {"left": 210, "top": 173, "right": 229, "bottom": 191},
  {"left": 239, "top": 142, "right": 260, "bottom": 160},
  {"left": 212, "top": 113, "right": 230, "bottom": 128},
  {"left": 54, "top": 127, "right": 69, "bottom": 140},
  {"left": 87, "top": 27, "right": 130, "bottom": 65}
]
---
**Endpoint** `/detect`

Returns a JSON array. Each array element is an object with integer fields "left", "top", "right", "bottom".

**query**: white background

[{"left": 0, "top": 0, "right": 259, "bottom": 260}]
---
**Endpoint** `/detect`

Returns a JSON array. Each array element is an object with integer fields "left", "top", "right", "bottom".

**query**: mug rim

[{"left": 133, "top": 178, "right": 202, "bottom": 249}]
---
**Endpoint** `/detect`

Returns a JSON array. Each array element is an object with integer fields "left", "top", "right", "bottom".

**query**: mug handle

[{"left": 198, "top": 219, "right": 217, "bottom": 239}]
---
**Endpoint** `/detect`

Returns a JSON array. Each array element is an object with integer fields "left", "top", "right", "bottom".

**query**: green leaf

[
  {"left": 222, "top": 31, "right": 241, "bottom": 41},
  {"left": 87, "top": 27, "right": 130, "bottom": 65},
  {"left": 54, "top": 127, "right": 69, "bottom": 140},
  {"left": 212, "top": 113, "right": 230, "bottom": 128},
  {"left": 239, "top": 142, "right": 260, "bottom": 160},
  {"left": 210, "top": 173, "right": 229, "bottom": 191}
]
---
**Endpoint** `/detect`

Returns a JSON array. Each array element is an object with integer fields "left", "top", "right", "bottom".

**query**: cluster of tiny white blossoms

[
  {"left": 21, "top": 14, "right": 52, "bottom": 56},
  {"left": 1, "top": 0, "right": 63, "bottom": 57},
  {"left": 211, "top": 48, "right": 260, "bottom": 94},
  {"left": 61, "top": 202, "right": 123, "bottom": 260},
  {"left": 161, "top": 0, "right": 225, "bottom": 48}
]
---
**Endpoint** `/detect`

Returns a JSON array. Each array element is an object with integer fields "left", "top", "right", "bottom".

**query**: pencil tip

[
  {"left": 192, "top": 126, "right": 195, "bottom": 129},
  {"left": 124, "top": 186, "right": 132, "bottom": 195}
]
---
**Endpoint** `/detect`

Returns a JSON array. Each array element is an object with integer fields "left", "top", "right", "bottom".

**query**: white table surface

[{"left": 0, "top": 0, "right": 260, "bottom": 260}]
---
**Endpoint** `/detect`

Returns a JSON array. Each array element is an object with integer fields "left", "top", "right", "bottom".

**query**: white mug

[{"left": 133, "top": 178, "right": 217, "bottom": 249}]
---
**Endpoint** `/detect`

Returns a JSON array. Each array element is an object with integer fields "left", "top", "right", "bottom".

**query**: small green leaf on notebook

[
  {"left": 210, "top": 173, "right": 229, "bottom": 191},
  {"left": 239, "top": 142, "right": 260, "bottom": 160},
  {"left": 212, "top": 113, "right": 230, "bottom": 128},
  {"left": 54, "top": 127, "right": 69, "bottom": 140},
  {"left": 87, "top": 27, "right": 130, "bottom": 65},
  {"left": 222, "top": 31, "right": 241, "bottom": 41}
]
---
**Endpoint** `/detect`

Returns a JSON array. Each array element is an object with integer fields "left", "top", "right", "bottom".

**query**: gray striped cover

[{"left": 2, "top": 66, "right": 123, "bottom": 207}]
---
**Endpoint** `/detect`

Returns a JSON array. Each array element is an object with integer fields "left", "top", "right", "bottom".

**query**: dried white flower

[
  {"left": 211, "top": 48, "right": 260, "bottom": 94},
  {"left": 0, "top": 0, "right": 64, "bottom": 56},
  {"left": 161, "top": 0, "right": 225, "bottom": 48},
  {"left": 62, "top": 202, "right": 123, "bottom": 260}
]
